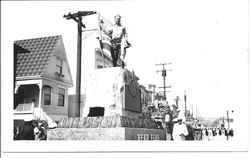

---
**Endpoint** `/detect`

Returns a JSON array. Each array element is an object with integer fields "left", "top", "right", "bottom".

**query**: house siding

[
  {"left": 14, "top": 35, "right": 73, "bottom": 122},
  {"left": 43, "top": 38, "right": 73, "bottom": 86},
  {"left": 42, "top": 79, "right": 69, "bottom": 120}
]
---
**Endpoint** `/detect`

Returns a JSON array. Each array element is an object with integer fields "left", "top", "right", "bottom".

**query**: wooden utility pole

[
  {"left": 184, "top": 90, "right": 187, "bottom": 117},
  {"left": 196, "top": 105, "right": 198, "bottom": 120},
  {"left": 191, "top": 104, "right": 194, "bottom": 119},
  {"left": 226, "top": 110, "right": 230, "bottom": 140},
  {"left": 156, "top": 62, "right": 171, "bottom": 101},
  {"left": 226, "top": 110, "right": 230, "bottom": 129},
  {"left": 64, "top": 11, "right": 96, "bottom": 117}
]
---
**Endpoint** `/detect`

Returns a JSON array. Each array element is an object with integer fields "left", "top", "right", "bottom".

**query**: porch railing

[
  {"left": 14, "top": 103, "right": 34, "bottom": 114},
  {"left": 14, "top": 103, "right": 42, "bottom": 120}
]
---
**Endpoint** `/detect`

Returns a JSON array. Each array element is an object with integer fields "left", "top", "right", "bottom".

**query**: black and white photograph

[{"left": 1, "top": 0, "right": 249, "bottom": 157}]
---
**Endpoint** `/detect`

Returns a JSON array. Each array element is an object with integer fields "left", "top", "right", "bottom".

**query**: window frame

[
  {"left": 57, "top": 87, "right": 65, "bottom": 107},
  {"left": 43, "top": 85, "right": 52, "bottom": 106},
  {"left": 56, "top": 58, "right": 63, "bottom": 74}
]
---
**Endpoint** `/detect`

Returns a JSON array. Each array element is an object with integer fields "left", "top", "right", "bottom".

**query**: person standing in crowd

[
  {"left": 164, "top": 114, "right": 173, "bottom": 140},
  {"left": 217, "top": 128, "right": 224, "bottom": 141},
  {"left": 172, "top": 118, "right": 189, "bottom": 141},
  {"left": 212, "top": 128, "right": 217, "bottom": 137},
  {"left": 228, "top": 128, "right": 234, "bottom": 141},
  {"left": 202, "top": 128, "right": 209, "bottom": 141},
  {"left": 221, "top": 127, "right": 228, "bottom": 141},
  {"left": 14, "top": 126, "right": 21, "bottom": 140},
  {"left": 34, "top": 120, "right": 47, "bottom": 141},
  {"left": 185, "top": 123, "right": 194, "bottom": 140},
  {"left": 214, "top": 128, "right": 220, "bottom": 141},
  {"left": 208, "top": 128, "right": 213, "bottom": 140},
  {"left": 193, "top": 127, "right": 202, "bottom": 140}
]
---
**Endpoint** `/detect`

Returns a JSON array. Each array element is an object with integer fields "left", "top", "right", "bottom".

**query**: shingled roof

[{"left": 14, "top": 35, "right": 61, "bottom": 77}]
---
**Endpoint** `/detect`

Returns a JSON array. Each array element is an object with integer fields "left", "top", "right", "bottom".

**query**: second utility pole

[
  {"left": 156, "top": 62, "right": 171, "bottom": 101},
  {"left": 64, "top": 11, "right": 96, "bottom": 117},
  {"left": 184, "top": 90, "right": 187, "bottom": 117}
]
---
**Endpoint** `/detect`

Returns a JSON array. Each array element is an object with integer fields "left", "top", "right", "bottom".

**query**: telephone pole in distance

[{"left": 156, "top": 62, "right": 172, "bottom": 101}]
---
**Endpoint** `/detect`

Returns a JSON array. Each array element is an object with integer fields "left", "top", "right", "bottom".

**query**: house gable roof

[{"left": 14, "top": 35, "right": 61, "bottom": 77}]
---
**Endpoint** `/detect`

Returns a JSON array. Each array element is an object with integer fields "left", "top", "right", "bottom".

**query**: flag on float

[
  {"left": 98, "top": 14, "right": 113, "bottom": 56},
  {"left": 97, "top": 13, "right": 131, "bottom": 62}
]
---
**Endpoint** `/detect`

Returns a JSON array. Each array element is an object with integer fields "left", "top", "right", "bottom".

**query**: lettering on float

[{"left": 136, "top": 134, "right": 160, "bottom": 140}]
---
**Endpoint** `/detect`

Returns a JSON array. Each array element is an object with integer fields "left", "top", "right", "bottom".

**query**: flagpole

[{"left": 97, "top": 13, "right": 105, "bottom": 68}]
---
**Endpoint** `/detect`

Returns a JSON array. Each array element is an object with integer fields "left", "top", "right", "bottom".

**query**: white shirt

[
  {"left": 172, "top": 122, "right": 189, "bottom": 141},
  {"left": 111, "top": 25, "right": 125, "bottom": 39}
]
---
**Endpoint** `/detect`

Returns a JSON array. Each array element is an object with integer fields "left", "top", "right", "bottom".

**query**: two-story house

[{"left": 14, "top": 35, "right": 73, "bottom": 125}]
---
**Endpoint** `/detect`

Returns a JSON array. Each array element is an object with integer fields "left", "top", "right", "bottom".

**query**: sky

[{"left": 1, "top": 0, "right": 249, "bottom": 118}]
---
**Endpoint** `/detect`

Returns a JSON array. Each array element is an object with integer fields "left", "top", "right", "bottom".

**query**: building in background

[
  {"left": 95, "top": 48, "right": 113, "bottom": 69},
  {"left": 148, "top": 84, "right": 156, "bottom": 103},
  {"left": 14, "top": 35, "right": 73, "bottom": 122},
  {"left": 139, "top": 85, "right": 147, "bottom": 106},
  {"left": 139, "top": 84, "right": 155, "bottom": 106}
]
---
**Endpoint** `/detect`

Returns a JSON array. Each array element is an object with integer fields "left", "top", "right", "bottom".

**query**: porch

[
  {"left": 14, "top": 83, "right": 42, "bottom": 120},
  {"left": 14, "top": 82, "right": 57, "bottom": 128}
]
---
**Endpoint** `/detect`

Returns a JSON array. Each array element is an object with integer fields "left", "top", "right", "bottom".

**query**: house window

[
  {"left": 43, "top": 86, "right": 52, "bottom": 105},
  {"left": 56, "top": 58, "right": 63, "bottom": 74},
  {"left": 58, "top": 88, "right": 65, "bottom": 107}
]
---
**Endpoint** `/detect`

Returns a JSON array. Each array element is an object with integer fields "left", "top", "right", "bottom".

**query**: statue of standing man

[{"left": 101, "top": 15, "right": 131, "bottom": 68}]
